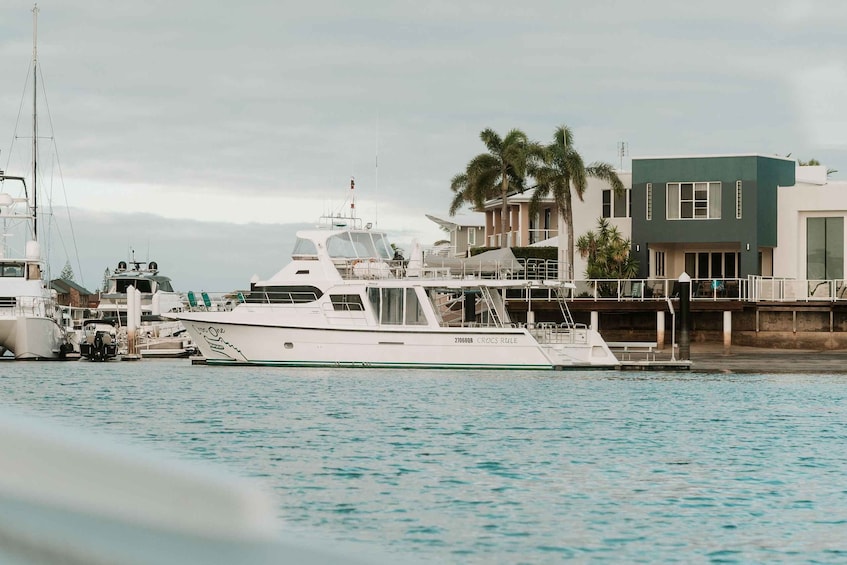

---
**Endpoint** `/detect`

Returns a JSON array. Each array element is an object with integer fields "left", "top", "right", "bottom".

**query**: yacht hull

[
  {"left": 0, "top": 316, "right": 68, "bottom": 360},
  {"left": 179, "top": 316, "right": 618, "bottom": 369}
]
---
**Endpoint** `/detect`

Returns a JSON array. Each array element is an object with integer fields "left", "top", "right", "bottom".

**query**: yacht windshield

[
  {"left": 292, "top": 237, "right": 318, "bottom": 257},
  {"left": 327, "top": 231, "right": 393, "bottom": 260},
  {"left": 371, "top": 233, "right": 393, "bottom": 260},
  {"left": 114, "top": 279, "right": 153, "bottom": 293}
]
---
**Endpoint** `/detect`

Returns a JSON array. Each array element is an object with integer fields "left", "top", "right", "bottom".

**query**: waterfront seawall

[{"left": 509, "top": 299, "right": 847, "bottom": 351}]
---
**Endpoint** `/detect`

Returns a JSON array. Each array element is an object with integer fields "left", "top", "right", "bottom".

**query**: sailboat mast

[{"left": 31, "top": 3, "right": 38, "bottom": 241}]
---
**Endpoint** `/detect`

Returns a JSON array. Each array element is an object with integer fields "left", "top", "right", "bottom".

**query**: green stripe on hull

[{"left": 201, "top": 359, "right": 556, "bottom": 370}]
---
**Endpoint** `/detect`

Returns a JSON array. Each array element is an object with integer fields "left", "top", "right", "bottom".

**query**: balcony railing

[{"left": 563, "top": 276, "right": 847, "bottom": 303}]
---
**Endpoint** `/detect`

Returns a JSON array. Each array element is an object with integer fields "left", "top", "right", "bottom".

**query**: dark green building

[{"left": 631, "top": 154, "right": 796, "bottom": 280}]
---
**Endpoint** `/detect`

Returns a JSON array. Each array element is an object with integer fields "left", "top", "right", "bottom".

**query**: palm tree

[
  {"left": 449, "top": 128, "right": 543, "bottom": 248},
  {"left": 529, "top": 125, "right": 624, "bottom": 279},
  {"left": 576, "top": 218, "right": 639, "bottom": 280},
  {"left": 786, "top": 154, "right": 838, "bottom": 176}
]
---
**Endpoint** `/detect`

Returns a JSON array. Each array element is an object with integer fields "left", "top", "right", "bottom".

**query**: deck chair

[
  {"left": 187, "top": 291, "right": 199, "bottom": 310},
  {"left": 201, "top": 292, "right": 212, "bottom": 310}
]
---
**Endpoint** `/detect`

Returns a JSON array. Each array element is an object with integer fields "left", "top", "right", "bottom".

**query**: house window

[
  {"left": 807, "top": 217, "right": 844, "bottom": 280},
  {"left": 646, "top": 183, "right": 652, "bottom": 220},
  {"left": 603, "top": 188, "right": 631, "bottom": 218},
  {"left": 684, "top": 251, "right": 739, "bottom": 278},
  {"left": 544, "top": 208, "right": 552, "bottom": 230},
  {"left": 614, "top": 189, "right": 629, "bottom": 218},
  {"left": 735, "top": 181, "right": 742, "bottom": 219},
  {"left": 667, "top": 182, "right": 721, "bottom": 219},
  {"left": 654, "top": 250, "right": 665, "bottom": 277},
  {"left": 467, "top": 228, "right": 476, "bottom": 246}
]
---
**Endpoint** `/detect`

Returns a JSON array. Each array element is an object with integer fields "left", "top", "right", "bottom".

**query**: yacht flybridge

[{"left": 177, "top": 217, "right": 618, "bottom": 369}]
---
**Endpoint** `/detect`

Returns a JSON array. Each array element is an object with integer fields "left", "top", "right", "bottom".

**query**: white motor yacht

[
  {"left": 177, "top": 216, "right": 618, "bottom": 369},
  {"left": 0, "top": 187, "right": 70, "bottom": 360},
  {"left": 95, "top": 257, "right": 194, "bottom": 358}
]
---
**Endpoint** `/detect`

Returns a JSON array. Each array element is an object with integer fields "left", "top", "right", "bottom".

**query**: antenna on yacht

[
  {"left": 375, "top": 115, "right": 379, "bottom": 228},
  {"left": 31, "top": 3, "right": 39, "bottom": 241},
  {"left": 350, "top": 176, "right": 355, "bottom": 218}
]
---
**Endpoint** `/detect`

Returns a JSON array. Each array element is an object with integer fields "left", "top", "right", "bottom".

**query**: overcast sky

[{"left": 1, "top": 0, "right": 845, "bottom": 291}]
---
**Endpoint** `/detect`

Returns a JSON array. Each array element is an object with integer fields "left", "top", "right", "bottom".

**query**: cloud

[
  {"left": 2, "top": 0, "right": 847, "bottom": 246},
  {"left": 46, "top": 206, "right": 443, "bottom": 292},
  {"left": 47, "top": 207, "right": 312, "bottom": 292},
  {"left": 791, "top": 63, "right": 847, "bottom": 149}
]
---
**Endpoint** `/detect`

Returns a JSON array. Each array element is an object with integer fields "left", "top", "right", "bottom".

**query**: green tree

[
  {"left": 59, "top": 260, "right": 75, "bottom": 282},
  {"left": 100, "top": 267, "right": 111, "bottom": 292},
  {"left": 786, "top": 154, "right": 838, "bottom": 176},
  {"left": 576, "top": 218, "right": 638, "bottom": 279},
  {"left": 449, "top": 128, "right": 543, "bottom": 248},
  {"left": 529, "top": 125, "right": 624, "bottom": 279}
]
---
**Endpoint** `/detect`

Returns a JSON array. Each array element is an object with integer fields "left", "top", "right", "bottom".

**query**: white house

[
  {"left": 775, "top": 165, "right": 847, "bottom": 281},
  {"left": 425, "top": 212, "right": 486, "bottom": 257}
]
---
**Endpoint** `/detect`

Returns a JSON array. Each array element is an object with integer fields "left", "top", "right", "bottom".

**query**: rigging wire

[{"left": 38, "top": 61, "right": 85, "bottom": 287}]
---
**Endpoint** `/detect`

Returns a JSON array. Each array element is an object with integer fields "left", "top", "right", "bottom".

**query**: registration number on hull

[{"left": 455, "top": 337, "right": 518, "bottom": 345}]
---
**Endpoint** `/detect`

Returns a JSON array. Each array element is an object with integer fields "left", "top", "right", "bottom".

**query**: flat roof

[{"left": 633, "top": 153, "right": 796, "bottom": 162}]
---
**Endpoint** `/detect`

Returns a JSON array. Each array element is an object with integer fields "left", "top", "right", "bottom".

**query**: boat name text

[{"left": 455, "top": 337, "right": 518, "bottom": 345}]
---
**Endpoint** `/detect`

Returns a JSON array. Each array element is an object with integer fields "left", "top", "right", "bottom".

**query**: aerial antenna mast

[
  {"left": 375, "top": 115, "right": 379, "bottom": 227},
  {"left": 617, "top": 141, "right": 628, "bottom": 171},
  {"left": 350, "top": 176, "right": 355, "bottom": 217}
]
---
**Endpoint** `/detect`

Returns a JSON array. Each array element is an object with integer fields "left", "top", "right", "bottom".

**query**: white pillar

[
  {"left": 657, "top": 310, "right": 665, "bottom": 350},
  {"left": 151, "top": 291, "right": 161, "bottom": 316},
  {"left": 590, "top": 311, "right": 599, "bottom": 333},
  {"left": 135, "top": 288, "right": 142, "bottom": 328},
  {"left": 127, "top": 285, "right": 137, "bottom": 356},
  {"left": 723, "top": 310, "right": 732, "bottom": 353}
]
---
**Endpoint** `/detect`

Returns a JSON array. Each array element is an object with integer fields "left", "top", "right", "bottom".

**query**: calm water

[{"left": 2, "top": 360, "right": 846, "bottom": 563}]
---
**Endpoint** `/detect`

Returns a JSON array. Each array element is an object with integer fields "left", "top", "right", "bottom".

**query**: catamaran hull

[
  {"left": 0, "top": 316, "right": 68, "bottom": 360},
  {"left": 179, "top": 318, "right": 618, "bottom": 369}
]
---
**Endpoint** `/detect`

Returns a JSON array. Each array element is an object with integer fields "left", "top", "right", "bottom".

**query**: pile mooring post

[{"left": 678, "top": 272, "right": 691, "bottom": 360}]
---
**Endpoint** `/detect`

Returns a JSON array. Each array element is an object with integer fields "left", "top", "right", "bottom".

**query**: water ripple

[{"left": 1, "top": 362, "right": 847, "bottom": 563}]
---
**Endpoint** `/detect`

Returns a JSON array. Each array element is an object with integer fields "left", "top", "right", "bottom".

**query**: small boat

[
  {"left": 79, "top": 319, "right": 118, "bottom": 361},
  {"left": 177, "top": 216, "right": 618, "bottom": 369}
]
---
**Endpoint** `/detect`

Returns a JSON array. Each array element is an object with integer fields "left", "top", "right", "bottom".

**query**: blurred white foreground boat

[{"left": 0, "top": 411, "right": 395, "bottom": 564}]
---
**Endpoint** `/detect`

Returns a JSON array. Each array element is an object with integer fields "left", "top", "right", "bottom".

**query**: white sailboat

[{"left": 0, "top": 6, "right": 71, "bottom": 359}]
